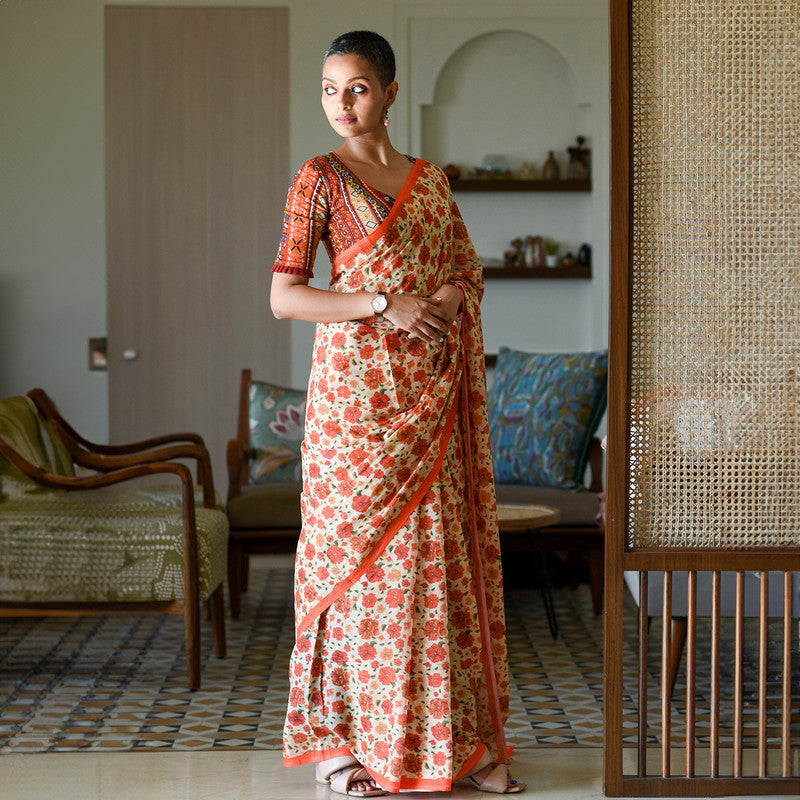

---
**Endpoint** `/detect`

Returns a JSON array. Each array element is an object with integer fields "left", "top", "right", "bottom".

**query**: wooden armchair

[
  {"left": 0, "top": 391, "right": 228, "bottom": 690},
  {"left": 226, "top": 369, "right": 302, "bottom": 617}
]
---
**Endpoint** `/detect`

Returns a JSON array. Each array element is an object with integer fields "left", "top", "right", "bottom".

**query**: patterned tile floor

[{"left": 1, "top": 555, "right": 796, "bottom": 754}]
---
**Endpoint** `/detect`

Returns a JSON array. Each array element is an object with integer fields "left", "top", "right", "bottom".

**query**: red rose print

[
  {"left": 358, "top": 642, "right": 377, "bottom": 660},
  {"left": 369, "top": 391, "right": 390, "bottom": 410},
  {"left": 348, "top": 448, "right": 368, "bottom": 466},
  {"left": 358, "top": 618, "right": 379, "bottom": 637},
  {"left": 322, "top": 420, "right": 341, "bottom": 437},
  {"left": 331, "top": 649, "right": 347, "bottom": 664},
  {"left": 344, "top": 406, "right": 362, "bottom": 422},
  {"left": 375, "top": 742, "right": 389, "bottom": 759},
  {"left": 426, "top": 644, "right": 446, "bottom": 663},
  {"left": 429, "top": 698, "right": 448, "bottom": 717},
  {"left": 328, "top": 545, "right": 345, "bottom": 564},
  {"left": 431, "top": 722, "right": 449, "bottom": 741},
  {"left": 385, "top": 588, "right": 404, "bottom": 608},
  {"left": 287, "top": 710, "right": 305, "bottom": 726},
  {"left": 364, "top": 367, "right": 384, "bottom": 389},
  {"left": 351, "top": 494, "right": 371, "bottom": 512},
  {"left": 331, "top": 352, "right": 349, "bottom": 372},
  {"left": 378, "top": 666, "right": 395, "bottom": 685}
]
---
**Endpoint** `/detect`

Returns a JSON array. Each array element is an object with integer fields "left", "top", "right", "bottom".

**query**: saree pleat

[{"left": 282, "top": 160, "right": 509, "bottom": 792}]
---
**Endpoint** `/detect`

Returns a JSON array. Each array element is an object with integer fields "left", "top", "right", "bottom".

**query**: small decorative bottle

[
  {"left": 541, "top": 151, "right": 560, "bottom": 180},
  {"left": 533, "top": 236, "right": 544, "bottom": 267},
  {"left": 524, "top": 236, "right": 535, "bottom": 267}
]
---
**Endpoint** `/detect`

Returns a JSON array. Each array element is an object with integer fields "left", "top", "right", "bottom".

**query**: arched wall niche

[
  {"left": 394, "top": 3, "right": 610, "bottom": 357},
  {"left": 422, "top": 29, "right": 585, "bottom": 172}
]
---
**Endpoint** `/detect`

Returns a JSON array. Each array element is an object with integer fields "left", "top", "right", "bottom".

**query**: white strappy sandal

[
  {"left": 465, "top": 762, "right": 527, "bottom": 794},
  {"left": 315, "top": 756, "right": 388, "bottom": 797}
]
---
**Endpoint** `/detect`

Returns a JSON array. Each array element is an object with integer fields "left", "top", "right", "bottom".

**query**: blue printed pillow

[
  {"left": 248, "top": 381, "right": 306, "bottom": 484},
  {"left": 488, "top": 348, "right": 608, "bottom": 488}
]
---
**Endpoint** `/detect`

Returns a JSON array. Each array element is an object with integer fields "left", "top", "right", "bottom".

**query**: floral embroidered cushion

[
  {"left": 248, "top": 381, "right": 305, "bottom": 484},
  {"left": 488, "top": 348, "right": 608, "bottom": 489}
]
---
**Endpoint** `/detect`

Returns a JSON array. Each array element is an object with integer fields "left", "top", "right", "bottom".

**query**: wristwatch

[{"left": 371, "top": 291, "right": 388, "bottom": 322}]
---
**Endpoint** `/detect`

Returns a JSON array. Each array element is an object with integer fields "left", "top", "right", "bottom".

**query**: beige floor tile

[{"left": 1, "top": 748, "right": 791, "bottom": 800}]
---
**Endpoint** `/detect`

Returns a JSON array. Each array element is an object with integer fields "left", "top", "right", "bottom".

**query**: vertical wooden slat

[
  {"left": 781, "top": 570, "right": 791, "bottom": 777},
  {"left": 638, "top": 570, "right": 649, "bottom": 777},
  {"left": 661, "top": 571, "right": 672, "bottom": 778},
  {"left": 603, "top": 0, "right": 633, "bottom": 795},
  {"left": 757, "top": 571, "right": 769, "bottom": 777},
  {"left": 733, "top": 570, "right": 744, "bottom": 778},
  {"left": 685, "top": 571, "right": 696, "bottom": 778},
  {"left": 710, "top": 570, "right": 721, "bottom": 778}
]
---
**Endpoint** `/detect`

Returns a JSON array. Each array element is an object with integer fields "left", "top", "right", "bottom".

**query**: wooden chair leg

[
  {"left": 241, "top": 550, "right": 250, "bottom": 593},
  {"left": 209, "top": 583, "right": 227, "bottom": 658},
  {"left": 228, "top": 539, "right": 243, "bottom": 619},
  {"left": 588, "top": 548, "right": 604, "bottom": 614}
]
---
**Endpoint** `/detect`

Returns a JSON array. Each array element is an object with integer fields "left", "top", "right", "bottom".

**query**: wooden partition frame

[{"left": 604, "top": 1, "right": 799, "bottom": 795}]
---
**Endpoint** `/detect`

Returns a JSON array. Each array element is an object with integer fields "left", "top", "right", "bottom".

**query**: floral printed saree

[{"left": 281, "top": 158, "right": 509, "bottom": 792}]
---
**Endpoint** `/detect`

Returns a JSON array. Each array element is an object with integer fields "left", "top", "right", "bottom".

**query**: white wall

[{"left": 0, "top": 0, "right": 608, "bottom": 440}]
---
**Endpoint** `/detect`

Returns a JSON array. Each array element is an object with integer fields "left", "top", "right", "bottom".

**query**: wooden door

[
  {"left": 105, "top": 6, "right": 289, "bottom": 490},
  {"left": 604, "top": 1, "right": 800, "bottom": 795}
]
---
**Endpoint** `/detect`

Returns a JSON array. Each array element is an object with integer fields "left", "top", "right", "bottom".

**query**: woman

[{"left": 270, "top": 31, "right": 523, "bottom": 797}]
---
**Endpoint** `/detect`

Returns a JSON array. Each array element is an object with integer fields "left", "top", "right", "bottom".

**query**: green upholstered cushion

[
  {"left": 39, "top": 418, "right": 76, "bottom": 478},
  {"left": 226, "top": 481, "right": 302, "bottom": 530},
  {"left": 0, "top": 396, "right": 64, "bottom": 500},
  {"left": 0, "top": 494, "right": 228, "bottom": 603},
  {"left": 248, "top": 381, "right": 305, "bottom": 484},
  {"left": 494, "top": 484, "right": 600, "bottom": 527}
]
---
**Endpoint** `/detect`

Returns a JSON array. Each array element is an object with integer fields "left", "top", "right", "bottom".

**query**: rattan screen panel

[{"left": 628, "top": 1, "right": 800, "bottom": 549}]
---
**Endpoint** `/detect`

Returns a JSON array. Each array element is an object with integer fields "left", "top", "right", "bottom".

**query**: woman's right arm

[{"left": 270, "top": 273, "right": 452, "bottom": 343}]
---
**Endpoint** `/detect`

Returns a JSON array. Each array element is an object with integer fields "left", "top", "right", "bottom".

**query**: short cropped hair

[{"left": 323, "top": 30, "right": 396, "bottom": 89}]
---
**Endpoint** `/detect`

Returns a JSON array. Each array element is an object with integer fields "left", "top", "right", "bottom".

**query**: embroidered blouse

[{"left": 272, "top": 153, "right": 412, "bottom": 278}]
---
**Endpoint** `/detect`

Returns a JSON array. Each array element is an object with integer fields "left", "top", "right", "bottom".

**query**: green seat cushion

[
  {"left": 226, "top": 481, "right": 302, "bottom": 530},
  {"left": 494, "top": 484, "right": 601, "bottom": 528},
  {"left": 0, "top": 495, "right": 228, "bottom": 603}
]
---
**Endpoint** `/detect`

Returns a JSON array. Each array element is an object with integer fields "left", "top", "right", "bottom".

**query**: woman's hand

[
  {"left": 384, "top": 284, "right": 462, "bottom": 343},
  {"left": 383, "top": 294, "right": 450, "bottom": 342}
]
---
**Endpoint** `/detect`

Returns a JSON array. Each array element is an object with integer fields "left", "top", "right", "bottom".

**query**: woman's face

[{"left": 321, "top": 53, "right": 394, "bottom": 139}]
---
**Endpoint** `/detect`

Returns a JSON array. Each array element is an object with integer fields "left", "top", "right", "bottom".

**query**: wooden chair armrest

[
  {"left": 587, "top": 436, "right": 604, "bottom": 494},
  {"left": 27, "top": 388, "right": 206, "bottom": 455},
  {"left": 0, "top": 435, "right": 197, "bottom": 504},
  {"left": 48, "top": 421, "right": 217, "bottom": 509}
]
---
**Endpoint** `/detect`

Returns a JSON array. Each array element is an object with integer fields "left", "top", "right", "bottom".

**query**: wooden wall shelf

[
  {"left": 483, "top": 265, "right": 592, "bottom": 279},
  {"left": 449, "top": 177, "right": 591, "bottom": 192}
]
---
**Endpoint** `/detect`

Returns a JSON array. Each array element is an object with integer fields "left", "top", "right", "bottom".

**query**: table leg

[{"left": 529, "top": 530, "right": 558, "bottom": 639}]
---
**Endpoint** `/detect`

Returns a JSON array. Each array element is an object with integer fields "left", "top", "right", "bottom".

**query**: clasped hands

[{"left": 382, "top": 284, "right": 462, "bottom": 343}]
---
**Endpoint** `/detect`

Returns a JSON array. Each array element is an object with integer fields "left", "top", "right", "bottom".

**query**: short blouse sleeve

[{"left": 272, "top": 160, "right": 329, "bottom": 278}]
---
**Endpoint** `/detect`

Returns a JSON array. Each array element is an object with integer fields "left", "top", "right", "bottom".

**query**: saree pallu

[{"left": 283, "top": 160, "right": 509, "bottom": 793}]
